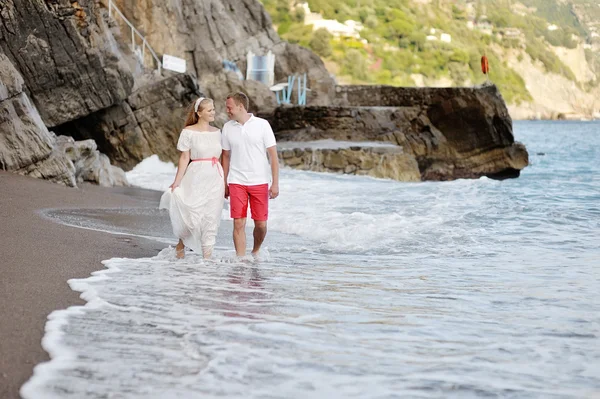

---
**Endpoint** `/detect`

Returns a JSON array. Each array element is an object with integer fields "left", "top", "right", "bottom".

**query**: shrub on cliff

[{"left": 310, "top": 28, "right": 333, "bottom": 58}]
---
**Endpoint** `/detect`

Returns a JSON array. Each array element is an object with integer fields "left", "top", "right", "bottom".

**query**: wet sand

[{"left": 0, "top": 172, "right": 165, "bottom": 399}]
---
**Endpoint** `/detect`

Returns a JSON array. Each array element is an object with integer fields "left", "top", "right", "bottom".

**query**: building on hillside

[
  {"left": 497, "top": 27, "right": 525, "bottom": 48},
  {"left": 475, "top": 18, "right": 493, "bottom": 35},
  {"left": 511, "top": 2, "right": 536, "bottom": 16},
  {"left": 300, "top": 3, "right": 363, "bottom": 39}
]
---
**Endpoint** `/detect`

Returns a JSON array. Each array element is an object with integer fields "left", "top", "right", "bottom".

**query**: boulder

[
  {"left": 56, "top": 136, "right": 128, "bottom": 186},
  {"left": 278, "top": 142, "right": 421, "bottom": 182}
]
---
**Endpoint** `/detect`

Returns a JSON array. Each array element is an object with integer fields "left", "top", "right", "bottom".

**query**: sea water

[{"left": 21, "top": 121, "right": 600, "bottom": 398}]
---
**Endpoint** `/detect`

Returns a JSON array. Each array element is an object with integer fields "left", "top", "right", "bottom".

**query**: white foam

[{"left": 126, "top": 154, "right": 177, "bottom": 192}]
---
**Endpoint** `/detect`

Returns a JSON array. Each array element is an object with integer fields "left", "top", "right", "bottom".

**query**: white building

[{"left": 301, "top": 3, "right": 363, "bottom": 39}]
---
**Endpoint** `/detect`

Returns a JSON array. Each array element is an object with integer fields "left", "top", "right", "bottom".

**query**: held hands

[
  {"left": 269, "top": 183, "right": 279, "bottom": 199},
  {"left": 224, "top": 184, "right": 229, "bottom": 199},
  {"left": 169, "top": 181, "right": 180, "bottom": 192}
]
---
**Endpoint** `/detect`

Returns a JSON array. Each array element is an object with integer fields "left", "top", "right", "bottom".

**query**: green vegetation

[{"left": 261, "top": 0, "right": 595, "bottom": 104}]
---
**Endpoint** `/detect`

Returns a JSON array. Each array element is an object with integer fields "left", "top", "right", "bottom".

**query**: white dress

[{"left": 159, "top": 129, "right": 225, "bottom": 256}]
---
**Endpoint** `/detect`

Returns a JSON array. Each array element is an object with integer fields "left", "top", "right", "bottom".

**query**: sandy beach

[{"left": 0, "top": 171, "right": 164, "bottom": 399}]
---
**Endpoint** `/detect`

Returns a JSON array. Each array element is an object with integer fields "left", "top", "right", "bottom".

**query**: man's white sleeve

[{"left": 264, "top": 121, "right": 276, "bottom": 149}]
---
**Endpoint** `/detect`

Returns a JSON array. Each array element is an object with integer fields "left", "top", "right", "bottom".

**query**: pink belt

[{"left": 191, "top": 157, "right": 222, "bottom": 177}]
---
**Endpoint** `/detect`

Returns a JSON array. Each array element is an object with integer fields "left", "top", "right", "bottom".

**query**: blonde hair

[
  {"left": 184, "top": 97, "right": 213, "bottom": 127},
  {"left": 227, "top": 92, "right": 249, "bottom": 111}
]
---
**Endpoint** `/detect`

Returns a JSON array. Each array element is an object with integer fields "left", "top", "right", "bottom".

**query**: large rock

[
  {"left": 56, "top": 136, "right": 128, "bottom": 187},
  {"left": 0, "top": 52, "right": 129, "bottom": 187},
  {"left": 55, "top": 73, "right": 201, "bottom": 170},
  {"left": 267, "top": 84, "right": 529, "bottom": 181},
  {"left": 278, "top": 142, "right": 421, "bottom": 182},
  {"left": 0, "top": 52, "right": 76, "bottom": 186},
  {"left": 110, "top": 0, "right": 335, "bottom": 108},
  {"left": 0, "top": 0, "right": 134, "bottom": 127}
]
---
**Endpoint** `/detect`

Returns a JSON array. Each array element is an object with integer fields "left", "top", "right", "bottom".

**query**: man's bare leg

[
  {"left": 251, "top": 220, "right": 267, "bottom": 256},
  {"left": 233, "top": 218, "right": 247, "bottom": 256}
]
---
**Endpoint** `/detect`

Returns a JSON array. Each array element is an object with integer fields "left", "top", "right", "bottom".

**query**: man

[{"left": 221, "top": 92, "right": 279, "bottom": 257}]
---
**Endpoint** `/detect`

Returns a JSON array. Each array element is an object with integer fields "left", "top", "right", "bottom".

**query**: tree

[
  {"left": 343, "top": 49, "right": 368, "bottom": 80},
  {"left": 309, "top": 28, "right": 333, "bottom": 58}
]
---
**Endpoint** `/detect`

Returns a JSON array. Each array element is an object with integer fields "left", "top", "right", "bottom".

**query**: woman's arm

[{"left": 170, "top": 150, "right": 190, "bottom": 191}]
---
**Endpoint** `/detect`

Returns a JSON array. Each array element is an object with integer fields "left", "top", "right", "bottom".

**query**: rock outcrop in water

[
  {"left": 278, "top": 142, "right": 421, "bottom": 181},
  {"left": 269, "top": 84, "right": 529, "bottom": 181}
]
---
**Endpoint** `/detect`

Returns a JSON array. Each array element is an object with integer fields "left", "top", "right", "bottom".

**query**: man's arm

[
  {"left": 267, "top": 146, "right": 279, "bottom": 199},
  {"left": 221, "top": 126, "right": 231, "bottom": 199}
]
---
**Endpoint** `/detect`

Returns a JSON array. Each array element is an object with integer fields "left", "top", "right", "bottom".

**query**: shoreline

[{"left": 0, "top": 172, "right": 164, "bottom": 399}]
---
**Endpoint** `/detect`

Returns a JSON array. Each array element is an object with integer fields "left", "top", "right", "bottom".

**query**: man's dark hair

[{"left": 227, "top": 92, "right": 250, "bottom": 111}]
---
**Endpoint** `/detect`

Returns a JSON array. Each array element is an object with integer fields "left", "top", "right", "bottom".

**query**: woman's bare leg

[
  {"left": 175, "top": 239, "right": 185, "bottom": 259},
  {"left": 202, "top": 246, "right": 213, "bottom": 259}
]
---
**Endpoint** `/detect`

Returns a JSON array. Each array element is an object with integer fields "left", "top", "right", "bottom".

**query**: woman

[{"left": 159, "top": 97, "right": 225, "bottom": 259}]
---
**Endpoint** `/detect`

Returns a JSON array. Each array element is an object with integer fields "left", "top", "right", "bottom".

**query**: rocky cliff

[
  {"left": 109, "top": 0, "right": 336, "bottom": 110},
  {"left": 0, "top": 50, "right": 127, "bottom": 187},
  {"left": 0, "top": 0, "right": 134, "bottom": 127},
  {"left": 0, "top": 0, "right": 137, "bottom": 186}
]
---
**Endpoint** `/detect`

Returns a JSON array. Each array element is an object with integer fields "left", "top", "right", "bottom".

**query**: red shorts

[{"left": 229, "top": 184, "right": 269, "bottom": 221}]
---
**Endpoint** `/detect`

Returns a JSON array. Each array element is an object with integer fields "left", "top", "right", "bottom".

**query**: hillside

[{"left": 262, "top": 0, "right": 600, "bottom": 119}]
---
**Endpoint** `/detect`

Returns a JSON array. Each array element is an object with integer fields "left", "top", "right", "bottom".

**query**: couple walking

[{"left": 159, "top": 92, "right": 279, "bottom": 259}]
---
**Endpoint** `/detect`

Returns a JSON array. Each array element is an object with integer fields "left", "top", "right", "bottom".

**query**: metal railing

[{"left": 105, "top": 0, "right": 162, "bottom": 74}]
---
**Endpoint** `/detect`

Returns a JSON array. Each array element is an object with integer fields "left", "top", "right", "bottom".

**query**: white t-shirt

[{"left": 221, "top": 114, "right": 277, "bottom": 185}]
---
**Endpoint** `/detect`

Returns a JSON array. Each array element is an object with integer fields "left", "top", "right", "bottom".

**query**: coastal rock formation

[
  {"left": 0, "top": 0, "right": 134, "bottom": 127},
  {"left": 55, "top": 73, "right": 200, "bottom": 170},
  {"left": 1, "top": 0, "right": 335, "bottom": 178},
  {"left": 0, "top": 53, "right": 128, "bottom": 187},
  {"left": 109, "top": 0, "right": 335, "bottom": 108},
  {"left": 56, "top": 136, "right": 129, "bottom": 187},
  {"left": 268, "top": 84, "right": 529, "bottom": 181},
  {"left": 278, "top": 142, "right": 421, "bottom": 181},
  {"left": 1, "top": 0, "right": 528, "bottom": 185},
  {"left": 0, "top": 52, "right": 76, "bottom": 186}
]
